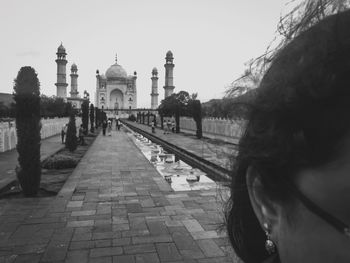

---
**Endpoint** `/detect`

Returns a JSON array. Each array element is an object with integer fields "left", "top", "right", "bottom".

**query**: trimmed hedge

[{"left": 42, "top": 154, "right": 79, "bottom": 169}]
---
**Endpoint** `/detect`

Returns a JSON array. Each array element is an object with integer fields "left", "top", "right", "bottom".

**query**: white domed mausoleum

[{"left": 95, "top": 55, "right": 137, "bottom": 110}]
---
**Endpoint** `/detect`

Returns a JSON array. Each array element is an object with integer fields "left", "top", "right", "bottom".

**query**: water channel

[{"left": 125, "top": 127, "right": 220, "bottom": 192}]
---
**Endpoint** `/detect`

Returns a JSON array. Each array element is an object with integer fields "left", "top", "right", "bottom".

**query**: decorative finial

[{"left": 115, "top": 53, "right": 118, "bottom": 63}]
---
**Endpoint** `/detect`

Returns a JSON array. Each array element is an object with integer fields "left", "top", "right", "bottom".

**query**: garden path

[{"left": 0, "top": 127, "right": 238, "bottom": 263}]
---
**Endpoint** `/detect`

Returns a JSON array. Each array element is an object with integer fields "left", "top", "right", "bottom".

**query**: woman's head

[{"left": 227, "top": 10, "right": 350, "bottom": 263}]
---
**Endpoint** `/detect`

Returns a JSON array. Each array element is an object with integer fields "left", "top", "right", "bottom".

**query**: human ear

[{"left": 246, "top": 166, "right": 280, "bottom": 229}]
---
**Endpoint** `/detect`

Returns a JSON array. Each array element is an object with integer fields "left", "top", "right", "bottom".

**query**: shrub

[
  {"left": 13, "top": 66, "right": 41, "bottom": 196},
  {"left": 128, "top": 114, "right": 136, "bottom": 122},
  {"left": 65, "top": 113, "right": 78, "bottom": 152},
  {"left": 42, "top": 154, "right": 79, "bottom": 169}
]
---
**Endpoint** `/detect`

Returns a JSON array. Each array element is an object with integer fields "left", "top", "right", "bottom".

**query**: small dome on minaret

[
  {"left": 166, "top": 50, "right": 173, "bottom": 58},
  {"left": 152, "top": 67, "right": 158, "bottom": 75},
  {"left": 57, "top": 43, "right": 66, "bottom": 53},
  {"left": 71, "top": 63, "right": 77, "bottom": 71}
]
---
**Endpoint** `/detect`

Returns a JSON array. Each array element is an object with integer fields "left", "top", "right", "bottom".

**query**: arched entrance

[{"left": 110, "top": 89, "right": 124, "bottom": 109}]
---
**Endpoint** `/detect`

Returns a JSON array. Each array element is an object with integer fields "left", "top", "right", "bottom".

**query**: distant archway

[{"left": 110, "top": 89, "right": 124, "bottom": 109}]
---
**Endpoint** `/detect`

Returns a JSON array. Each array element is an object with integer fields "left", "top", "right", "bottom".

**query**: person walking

[
  {"left": 78, "top": 124, "right": 85, "bottom": 145},
  {"left": 167, "top": 119, "right": 172, "bottom": 134},
  {"left": 163, "top": 119, "right": 168, "bottom": 134},
  {"left": 61, "top": 124, "right": 67, "bottom": 144},
  {"left": 107, "top": 119, "right": 112, "bottom": 136},
  {"left": 116, "top": 118, "right": 120, "bottom": 131},
  {"left": 171, "top": 120, "right": 175, "bottom": 133},
  {"left": 102, "top": 119, "right": 107, "bottom": 136},
  {"left": 151, "top": 119, "right": 156, "bottom": 133}
]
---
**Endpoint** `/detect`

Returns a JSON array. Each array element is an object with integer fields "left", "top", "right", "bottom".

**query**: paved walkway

[
  {"left": 0, "top": 134, "right": 65, "bottom": 191},
  {"left": 124, "top": 121, "right": 237, "bottom": 171},
  {"left": 0, "top": 127, "right": 237, "bottom": 263}
]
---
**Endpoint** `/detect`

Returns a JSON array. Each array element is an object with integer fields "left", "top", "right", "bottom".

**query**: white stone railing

[
  {"left": 179, "top": 117, "right": 245, "bottom": 143},
  {"left": 151, "top": 116, "right": 245, "bottom": 143},
  {"left": 0, "top": 117, "right": 82, "bottom": 153}
]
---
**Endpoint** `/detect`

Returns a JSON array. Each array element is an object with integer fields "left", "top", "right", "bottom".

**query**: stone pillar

[
  {"left": 151, "top": 68, "right": 159, "bottom": 109},
  {"left": 163, "top": 51, "right": 175, "bottom": 99}
]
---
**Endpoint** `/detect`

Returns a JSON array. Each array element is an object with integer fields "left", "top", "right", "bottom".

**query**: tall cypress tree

[
  {"left": 81, "top": 99, "right": 89, "bottom": 135},
  {"left": 95, "top": 107, "right": 99, "bottom": 128},
  {"left": 13, "top": 66, "right": 41, "bottom": 196},
  {"left": 90, "top": 104, "right": 95, "bottom": 133},
  {"left": 65, "top": 111, "right": 78, "bottom": 152}
]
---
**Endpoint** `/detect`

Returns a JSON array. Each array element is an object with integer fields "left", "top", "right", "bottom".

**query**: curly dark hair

[{"left": 226, "top": 10, "right": 350, "bottom": 263}]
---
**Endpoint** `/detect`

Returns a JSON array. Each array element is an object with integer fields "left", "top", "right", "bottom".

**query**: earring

[{"left": 263, "top": 223, "right": 276, "bottom": 254}]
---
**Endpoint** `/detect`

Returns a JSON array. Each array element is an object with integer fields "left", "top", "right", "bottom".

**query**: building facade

[{"left": 95, "top": 55, "right": 137, "bottom": 110}]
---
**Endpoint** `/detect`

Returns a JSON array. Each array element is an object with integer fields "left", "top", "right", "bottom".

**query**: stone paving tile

[
  {"left": 113, "top": 255, "right": 135, "bottom": 263},
  {"left": 123, "top": 244, "right": 156, "bottom": 254},
  {"left": 179, "top": 249, "right": 205, "bottom": 260},
  {"left": 182, "top": 219, "right": 205, "bottom": 233},
  {"left": 41, "top": 240, "right": 69, "bottom": 262},
  {"left": 196, "top": 239, "right": 225, "bottom": 257},
  {"left": 89, "top": 247, "right": 123, "bottom": 258},
  {"left": 71, "top": 210, "right": 96, "bottom": 217},
  {"left": 65, "top": 249, "right": 89, "bottom": 263},
  {"left": 135, "top": 252, "right": 160, "bottom": 263},
  {"left": 89, "top": 257, "right": 112, "bottom": 263},
  {"left": 146, "top": 221, "right": 169, "bottom": 235},
  {"left": 13, "top": 254, "right": 42, "bottom": 263},
  {"left": 132, "top": 235, "right": 173, "bottom": 245},
  {"left": 156, "top": 243, "right": 182, "bottom": 262}
]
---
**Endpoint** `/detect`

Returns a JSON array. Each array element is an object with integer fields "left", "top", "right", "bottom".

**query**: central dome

[{"left": 105, "top": 63, "right": 127, "bottom": 79}]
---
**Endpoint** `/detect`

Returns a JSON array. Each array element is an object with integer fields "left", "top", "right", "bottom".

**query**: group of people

[
  {"left": 102, "top": 117, "right": 121, "bottom": 136},
  {"left": 163, "top": 119, "right": 175, "bottom": 134},
  {"left": 61, "top": 123, "right": 86, "bottom": 145}
]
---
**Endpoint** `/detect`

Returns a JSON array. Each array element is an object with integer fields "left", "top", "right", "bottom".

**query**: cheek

[{"left": 276, "top": 206, "right": 350, "bottom": 263}]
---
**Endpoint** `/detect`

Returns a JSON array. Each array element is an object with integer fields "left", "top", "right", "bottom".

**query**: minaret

[
  {"left": 55, "top": 43, "right": 68, "bottom": 98},
  {"left": 163, "top": 50, "right": 175, "bottom": 98},
  {"left": 151, "top": 67, "right": 159, "bottom": 109},
  {"left": 70, "top": 63, "right": 79, "bottom": 98},
  {"left": 95, "top": 69, "right": 100, "bottom": 107}
]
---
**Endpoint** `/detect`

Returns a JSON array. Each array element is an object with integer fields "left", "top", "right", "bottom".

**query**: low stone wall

[
  {"left": 0, "top": 117, "right": 82, "bottom": 153},
  {"left": 151, "top": 116, "right": 245, "bottom": 144},
  {"left": 179, "top": 117, "right": 245, "bottom": 143}
]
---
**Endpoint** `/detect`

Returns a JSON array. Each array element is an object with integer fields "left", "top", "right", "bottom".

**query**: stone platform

[{"left": 0, "top": 127, "right": 238, "bottom": 263}]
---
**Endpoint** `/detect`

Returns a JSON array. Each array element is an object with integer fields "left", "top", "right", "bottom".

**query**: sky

[{"left": 0, "top": 0, "right": 286, "bottom": 108}]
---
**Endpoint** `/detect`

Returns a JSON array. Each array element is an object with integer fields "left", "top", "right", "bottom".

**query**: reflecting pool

[{"left": 126, "top": 129, "right": 218, "bottom": 191}]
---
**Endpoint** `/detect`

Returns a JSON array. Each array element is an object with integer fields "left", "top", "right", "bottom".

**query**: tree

[
  {"left": 189, "top": 99, "right": 202, "bottom": 139},
  {"left": 95, "top": 107, "right": 99, "bottom": 128},
  {"left": 81, "top": 99, "right": 89, "bottom": 135},
  {"left": 40, "top": 95, "right": 69, "bottom": 118},
  {"left": 13, "top": 66, "right": 41, "bottom": 196},
  {"left": 65, "top": 111, "right": 78, "bottom": 152},
  {"left": 158, "top": 91, "right": 191, "bottom": 133},
  {"left": 90, "top": 104, "right": 95, "bottom": 133}
]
